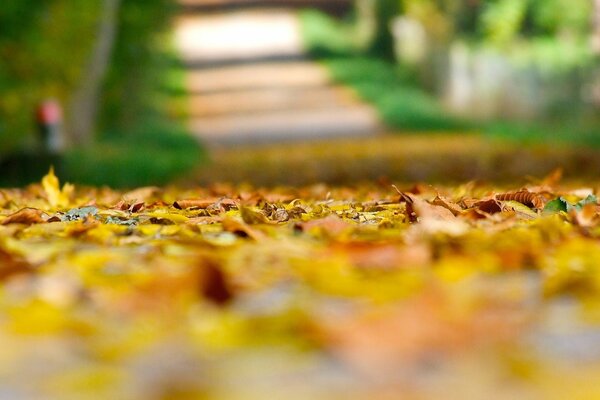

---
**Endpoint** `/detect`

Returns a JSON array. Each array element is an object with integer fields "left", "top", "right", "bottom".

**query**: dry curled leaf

[
  {"left": 1, "top": 208, "right": 46, "bottom": 225},
  {"left": 431, "top": 195, "right": 463, "bottom": 216},
  {"left": 122, "top": 186, "right": 160, "bottom": 202},
  {"left": 496, "top": 191, "right": 545, "bottom": 209},
  {"left": 473, "top": 198, "right": 502, "bottom": 215},
  {"left": 198, "top": 259, "right": 233, "bottom": 306},
  {"left": 173, "top": 198, "right": 236, "bottom": 210},
  {"left": 221, "top": 217, "right": 265, "bottom": 240},
  {"left": 296, "top": 214, "right": 353, "bottom": 236},
  {"left": 113, "top": 200, "right": 145, "bottom": 213},
  {"left": 0, "top": 248, "right": 33, "bottom": 281}
]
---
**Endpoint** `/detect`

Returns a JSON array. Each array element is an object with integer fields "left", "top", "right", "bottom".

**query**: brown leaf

[
  {"left": 240, "top": 206, "right": 273, "bottom": 224},
  {"left": 330, "top": 242, "right": 431, "bottom": 270},
  {"left": 316, "top": 292, "right": 468, "bottom": 370},
  {"left": 0, "top": 248, "right": 33, "bottom": 281},
  {"left": 572, "top": 203, "right": 599, "bottom": 228},
  {"left": 113, "top": 200, "right": 145, "bottom": 213},
  {"left": 296, "top": 215, "right": 353, "bottom": 236},
  {"left": 186, "top": 216, "right": 223, "bottom": 225},
  {"left": 431, "top": 195, "right": 463, "bottom": 216},
  {"left": 1, "top": 208, "right": 46, "bottom": 225},
  {"left": 400, "top": 192, "right": 456, "bottom": 222},
  {"left": 173, "top": 198, "right": 236, "bottom": 210},
  {"left": 541, "top": 168, "right": 563, "bottom": 187},
  {"left": 414, "top": 198, "right": 456, "bottom": 222},
  {"left": 395, "top": 191, "right": 417, "bottom": 223},
  {"left": 199, "top": 259, "right": 233, "bottom": 306},
  {"left": 495, "top": 191, "right": 545, "bottom": 209},
  {"left": 122, "top": 186, "right": 160, "bottom": 202},
  {"left": 221, "top": 218, "right": 266, "bottom": 240},
  {"left": 129, "top": 202, "right": 145, "bottom": 213},
  {"left": 473, "top": 198, "right": 502, "bottom": 214}
]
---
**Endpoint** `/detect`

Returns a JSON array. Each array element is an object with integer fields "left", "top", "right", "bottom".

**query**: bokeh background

[{"left": 1, "top": 0, "right": 600, "bottom": 187}]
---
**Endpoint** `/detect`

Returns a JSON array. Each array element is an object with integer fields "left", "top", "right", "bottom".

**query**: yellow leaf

[
  {"left": 144, "top": 210, "right": 189, "bottom": 223},
  {"left": 41, "top": 167, "right": 70, "bottom": 208}
]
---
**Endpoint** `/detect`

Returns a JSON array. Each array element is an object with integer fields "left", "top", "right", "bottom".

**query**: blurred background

[{"left": 1, "top": 0, "right": 600, "bottom": 187}]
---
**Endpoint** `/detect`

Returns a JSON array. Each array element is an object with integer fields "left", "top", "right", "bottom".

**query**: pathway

[{"left": 173, "top": 4, "right": 383, "bottom": 147}]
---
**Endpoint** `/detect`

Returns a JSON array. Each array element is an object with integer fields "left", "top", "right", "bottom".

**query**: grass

[
  {"left": 62, "top": 120, "right": 204, "bottom": 188},
  {"left": 323, "top": 57, "right": 469, "bottom": 132},
  {"left": 299, "top": 9, "right": 357, "bottom": 57},
  {"left": 483, "top": 119, "right": 600, "bottom": 148}
]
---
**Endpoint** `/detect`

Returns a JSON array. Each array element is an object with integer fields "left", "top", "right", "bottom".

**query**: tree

[
  {"left": 355, "top": 0, "right": 401, "bottom": 59},
  {"left": 68, "top": 0, "right": 121, "bottom": 147}
]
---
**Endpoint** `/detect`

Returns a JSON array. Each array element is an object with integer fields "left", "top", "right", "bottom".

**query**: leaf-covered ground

[{"left": 1, "top": 169, "right": 600, "bottom": 399}]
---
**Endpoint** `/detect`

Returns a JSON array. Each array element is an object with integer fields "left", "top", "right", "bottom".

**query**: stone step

[
  {"left": 178, "top": 0, "right": 352, "bottom": 15},
  {"left": 189, "top": 106, "right": 383, "bottom": 146},
  {"left": 174, "top": 11, "right": 304, "bottom": 64},
  {"left": 187, "top": 86, "right": 358, "bottom": 117},
  {"left": 185, "top": 61, "right": 331, "bottom": 93}
]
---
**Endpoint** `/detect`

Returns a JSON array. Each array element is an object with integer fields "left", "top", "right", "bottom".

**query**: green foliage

[
  {"left": 543, "top": 195, "right": 598, "bottom": 215},
  {"left": 529, "top": 0, "right": 592, "bottom": 36},
  {"left": 62, "top": 122, "right": 204, "bottom": 188},
  {"left": 543, "top": 198, "right": 568, "bottom": 214},
  {"left": 400, "top": 0, "right": 593, "bottom": 44},
  {"left": 508, "top": 38, "right": 593, "bottom": 74},
  {"left": 299, "top": 9, "right": 357, "bottom": 57},
  {"left": 476, "top": 0, "right": 592, "bottom": 44},
  {"left": 484, "top": 120, "right": 600, "bottom": 148},
  {"left": 324, "top": 57, "right": 468, "bottom": 131},
  {"left": 480, "top": 0, "right": 528, "bottom": 46}
]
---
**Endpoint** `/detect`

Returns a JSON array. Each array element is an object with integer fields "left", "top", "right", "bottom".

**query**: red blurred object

[
  {"left": 35, "top": 99, "right": 65, "bottom": 154},
  {"left": 36, "top": 99, "right": 63, "bottom": 125}
]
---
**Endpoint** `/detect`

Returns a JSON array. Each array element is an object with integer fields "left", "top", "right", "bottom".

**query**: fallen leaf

[
  {"left": 41, "top": 167, "right": 70, "bottom": 207},
  {"left": 122, "top": 186, "right": 160, "bottom": 202},
  {"left": 1, "top": 208, "right": 46, "bottom": 225},
  {"left": 473, "top": 198, "right": 502, "bottom": 214},
  {"left": 221, "top": 217, "right": 265, "bottom": 240},
  {"left": 198, "top": 259, "right": 233, "bottom": 306},
  {"left": 496, "top": 191, "right": 545, "bottom": 209},
  {"left": 573, "top": 203, "right": 598, "bottom": 228},
  {"left": 296, "top": 215, "right": 353, "bottom": 236},
  {"left": 431, "top": 195, "right": 463, "bottom": 216},
  {"left": 330, "top": 242, "right": 431, "bottom": 270},
  {"left": 173, "top": 198, "right": 236, "bottom": 210},
  {"left": 240, "top": 206, "right": 273, "bottom": 225},
  {"left": 0, "top": 248, "right": 33, "bottom": 280}
]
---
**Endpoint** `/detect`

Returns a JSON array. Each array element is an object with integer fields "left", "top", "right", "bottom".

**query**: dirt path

[{"left": 173, "top": 6, "right": 383, "bottom": 147}]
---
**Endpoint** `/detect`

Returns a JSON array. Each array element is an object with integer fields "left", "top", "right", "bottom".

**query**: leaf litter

[{"left": 0, "top": 169, "right": 599, "bottom": 398}]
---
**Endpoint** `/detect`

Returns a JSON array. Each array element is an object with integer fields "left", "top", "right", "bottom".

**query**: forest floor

[{"left": 1, "top": 169, "right": 600, "bottom": 398}]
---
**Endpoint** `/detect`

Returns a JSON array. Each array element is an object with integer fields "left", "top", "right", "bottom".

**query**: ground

[{"left": 1, "top": 169, "right": 600, "bottom": 399}]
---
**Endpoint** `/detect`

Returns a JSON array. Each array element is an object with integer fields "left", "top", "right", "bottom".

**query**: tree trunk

[
  {"left": 593, "top": 0, "right": 600, "bottom": 54},
  {"left": 68, "top": 0, "right": 121, "bottom": 146},
  {"left": 355, "top": 0, "right": 400, "bottom": 59}
]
